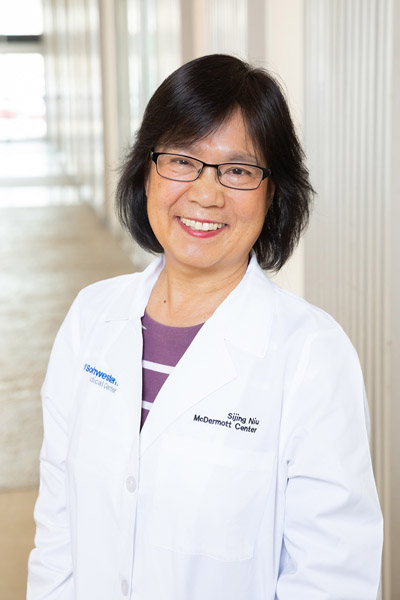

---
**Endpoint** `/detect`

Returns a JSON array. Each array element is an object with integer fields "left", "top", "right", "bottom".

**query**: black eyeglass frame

[{"left": 150, "top": 151, "right": 272, "bottom": 190}]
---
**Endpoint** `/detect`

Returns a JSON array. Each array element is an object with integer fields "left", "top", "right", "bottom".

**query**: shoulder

[
  {"left": 227, "top": 256, "right": 357, "bottom": 361},
  {"left": 248, "top": 257, "right": 345, "bottom": 336},
  {"left": 76, "top": 273, "right": 139, "bottom": 315},
  {"left": 48, "top": 273, "right": 140, "bottom": 358},
  {"left": 248, "top": 260, "right": 358, "bottom": 361},
  {"left": 64, "top": 273, "right": 140, "bottom": 338},
  {"left": 266, "top": 280, "right": 362, "bottom": 386},
  {"left": 272, "top": 281, "right": 342, "bottom": 333},
  {"left": 62, "top": 257, "right": 164, "bottom": 340},
  {"left": 75, "top": 256, "right": 163, "bottom": 318}
]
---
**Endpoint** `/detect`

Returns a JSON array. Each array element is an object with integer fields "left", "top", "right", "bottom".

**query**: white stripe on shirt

[
  {"left": 142, "top": 359, "right": 174, "bottom": 375},
  {"left": 142, "top": 400, "right": 153, "bottom": 411}
]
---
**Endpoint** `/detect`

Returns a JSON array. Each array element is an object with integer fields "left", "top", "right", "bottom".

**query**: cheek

[
  {"left": 147, "top": 177, "right": 188, "bottom": 211},
  {"left": 257, "top": 189, "right": 271, "bottom": 225},
  {"left": 237, "top": 195, "right": 268, "bottom": 229},
  {"left": 242, "top": 202, "right": 269, "bottom": 246},
  {"left": 146, "top": 183, "right": 168, "bottom": 225}
]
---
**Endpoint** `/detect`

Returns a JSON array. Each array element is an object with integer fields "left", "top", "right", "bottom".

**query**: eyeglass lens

[{"left": 156, "top": 153, "right": 263, "bottom": 190}]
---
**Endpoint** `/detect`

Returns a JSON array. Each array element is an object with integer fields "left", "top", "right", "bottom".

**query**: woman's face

[{"left": 146, "top": 110, "right": 274, "bottom": 276}]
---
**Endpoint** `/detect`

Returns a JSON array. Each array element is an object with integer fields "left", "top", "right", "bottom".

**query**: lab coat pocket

[{"left": 150, "top": 434, "right": 275, "bottom": 562}]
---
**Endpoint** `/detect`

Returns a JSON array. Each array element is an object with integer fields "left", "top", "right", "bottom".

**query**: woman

[{"left": 28, "top": 54, "right": 383, "bottom": 599}]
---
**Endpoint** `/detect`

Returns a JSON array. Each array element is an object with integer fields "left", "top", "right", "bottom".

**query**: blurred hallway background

[{"left": 0, "top": 1, "right": 399, "bottom": 598}]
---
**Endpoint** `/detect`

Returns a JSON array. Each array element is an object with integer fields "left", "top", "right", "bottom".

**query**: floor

[{"left": 0, "top": 141, "right": 136, "bottom": 599}]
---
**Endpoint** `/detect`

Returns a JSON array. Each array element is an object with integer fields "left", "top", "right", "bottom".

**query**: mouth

[{"left": 179, "top": 217, "right": 227, "bottom": 232}]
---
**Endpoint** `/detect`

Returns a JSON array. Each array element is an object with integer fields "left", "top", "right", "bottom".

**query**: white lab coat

[{"left": 27, "top": 255, "right": 383, "bottom": 600}]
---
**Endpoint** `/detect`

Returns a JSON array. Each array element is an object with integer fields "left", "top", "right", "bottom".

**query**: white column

[{"left": 98, "top": 0, "right": 120, "bottom": 225}]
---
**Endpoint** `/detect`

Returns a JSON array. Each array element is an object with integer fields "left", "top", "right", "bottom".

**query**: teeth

[{"left": 179, "top": 217, "right": 225, "bottom": 231}]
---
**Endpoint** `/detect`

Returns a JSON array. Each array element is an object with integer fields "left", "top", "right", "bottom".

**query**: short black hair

[{"left": 116, "top": 54, "right": 314, "bottom": 271}]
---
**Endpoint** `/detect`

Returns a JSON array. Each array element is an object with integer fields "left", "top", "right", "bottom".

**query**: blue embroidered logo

[{"left": 84, "top": 363, "right": 118, "bottom": 392}]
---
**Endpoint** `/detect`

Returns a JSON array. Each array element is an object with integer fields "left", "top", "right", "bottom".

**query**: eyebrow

[
  {"left": 167, "top": 146, "right": 260, "bottom": 165},
  {"left": 223, "top": 153, "right": 260, "bottom": 164}
]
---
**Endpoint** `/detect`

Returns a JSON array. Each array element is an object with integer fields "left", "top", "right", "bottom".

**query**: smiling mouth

[{"left": 179, "top": 217, "right": 226, "bottom": 232}]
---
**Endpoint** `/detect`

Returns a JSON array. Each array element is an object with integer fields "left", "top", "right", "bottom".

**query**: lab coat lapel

[
  {"left": 96, "top": 258, "right": 165, "bottom": 434},
  {"left": 139, "top": 255, "right": 276, "bottom": 456},
  {"left": 139, "top": 320, "right": 237, "bottom": 456},
  {"left": 99, "top": 317, "right": 143, "bottom": 436}
]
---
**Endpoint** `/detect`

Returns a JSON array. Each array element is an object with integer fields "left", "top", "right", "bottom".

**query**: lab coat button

[
  {"left": 121, "top": 579, "right": 129, "bottom": 596},
  {"left": 126, "top": 476, "right": 137, "bottom": 493}
]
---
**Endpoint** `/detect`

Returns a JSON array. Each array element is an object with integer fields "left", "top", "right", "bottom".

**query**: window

[{"left": 0, "top": 0, "right": 45, "bottom": 141}]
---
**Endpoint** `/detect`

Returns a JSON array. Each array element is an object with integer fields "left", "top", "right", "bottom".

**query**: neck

[{"left": 146, "top": 256, "right": 250, "bottom": 326}]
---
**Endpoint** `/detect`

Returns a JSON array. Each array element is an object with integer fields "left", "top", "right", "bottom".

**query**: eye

[
  {"left": 167, "top": 155, "right": 198, "bottom": 170},
  {"left": 224, "top": 165, "right": 253, "bottom": 177},
  {"left": 229, "top": 167, "right": 250, "bottom": 176},
  {"left": 171, "top": 157, "right": 190, "bottom": 166}
]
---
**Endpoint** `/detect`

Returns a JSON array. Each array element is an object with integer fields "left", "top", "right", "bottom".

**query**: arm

[
  {"left": 27, "top": 297, "right": 81, "bottom": 599},
  {"left": 276, "top": 328, "right": 383, "bottom": 599}
]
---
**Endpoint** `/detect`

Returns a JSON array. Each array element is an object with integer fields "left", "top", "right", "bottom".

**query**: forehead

[{"left": 161, "top": 111, "right": 263, "bottom": 163}]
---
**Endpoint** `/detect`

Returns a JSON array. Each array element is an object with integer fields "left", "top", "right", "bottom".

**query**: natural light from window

[
  {"left": 0, "top": 0, "right": 43, "bottom": 36},
  {"left": 0, "top": 0, "right": 45, "bottom": 140},
  {"left": 0, "top": 53, "right": 46, "bottom": 141}
]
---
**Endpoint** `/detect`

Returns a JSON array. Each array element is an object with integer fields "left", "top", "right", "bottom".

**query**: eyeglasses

[{"left": 150, "top": 151, "right": 271, "bottom": 191}]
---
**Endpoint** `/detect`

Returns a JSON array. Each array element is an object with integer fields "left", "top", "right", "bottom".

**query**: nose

[{"left": 186, "top": 165, "right": 225, "bottom": 207}]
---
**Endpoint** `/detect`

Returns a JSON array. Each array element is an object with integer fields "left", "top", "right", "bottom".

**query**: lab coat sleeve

[
  {"left": 27, "top": 295, "right": 81, "bottom": 599},
  {"left": 276, "top": 327, "right": 383, "bottom": 600}
]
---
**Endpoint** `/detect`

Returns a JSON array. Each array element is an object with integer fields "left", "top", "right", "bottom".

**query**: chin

[{"left": 166, "top": 249, "right": 220, "bottom": 270}]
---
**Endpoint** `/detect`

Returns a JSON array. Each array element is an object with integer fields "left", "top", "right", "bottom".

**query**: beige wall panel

[
  {"left": 389, "top": 0, "right": 400, "bottom": 594},
  {"left": 304, "top": 1, "right": 394, "bottom": 597},
  {"left": 264, "top": 0, "right": 305, "bottom": 297}
]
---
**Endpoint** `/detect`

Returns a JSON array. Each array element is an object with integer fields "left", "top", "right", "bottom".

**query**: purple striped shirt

[{"left": 140, "top": 312, "right": 203, "bottom": 429}]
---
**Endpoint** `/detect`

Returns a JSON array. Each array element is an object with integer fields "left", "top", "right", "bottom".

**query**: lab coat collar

[
  {"left": 103, "top": 255, "right": 165, "bottom": 322},
  {"left": 213, "top": 253, "right": 275, "bottom": 358},
  {"left": 103, "top": 252, "right": 275, "bottom": 358}
]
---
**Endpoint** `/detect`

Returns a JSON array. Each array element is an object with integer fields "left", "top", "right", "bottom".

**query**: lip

[{"left": 177, "top": 216, "right": 227, "bottom": 238}]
